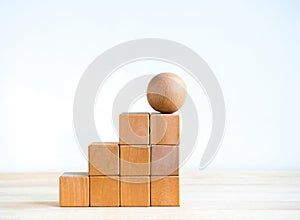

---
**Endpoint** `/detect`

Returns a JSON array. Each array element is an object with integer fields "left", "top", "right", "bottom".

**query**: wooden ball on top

[{"left": 147, "top": 73, "right": 187, "bottom": 114}]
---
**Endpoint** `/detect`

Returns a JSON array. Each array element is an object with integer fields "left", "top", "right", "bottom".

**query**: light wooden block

[
  {"left": 120, "top": 145, "right": 150, "bottom": 176},
  {"left": 151, "top": 176, "right": 180, "bottom": 206},
  {"left": 88, "top": 142, "right": 119, "bottom": 176},
  {"left": 59, "top": 172, "right": 89, "bottom": 207},
  {"left": 151, "top": 145, "right": 179, "bottom": 176},
  {"left": 119, "top": 113, "right": 149, "bottom": 145},
  {"left": 90, "top": 176, "right": 119, "bottom": 207},
  {"left": 150, "top": 114, "right": 180, "bottom": 145},
  {"left": 120, "top": 176, "right": 150, "bottom": 207}
]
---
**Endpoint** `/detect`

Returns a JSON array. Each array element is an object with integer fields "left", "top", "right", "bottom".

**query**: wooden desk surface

[{"left": 0, "top": 171, "right": 300, "bottom": 220}]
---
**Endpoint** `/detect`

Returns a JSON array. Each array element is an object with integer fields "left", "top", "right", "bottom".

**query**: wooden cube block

[
  {"left": 59, "top": 172, "right": 89, "bottom": 207},
  {"left": 120, "top": 145, "right": 150, "bottom": 176},
  {"left": 119, "top": 113, "right": 149, "bottom": 145},
  {"left": 151, "top": 176, "right": 180, "bottom": 206},
  {"left": 150, "top": 114, "right": 180, "bottom": 145},
  {"left": 120, "top": 176, "right": 150, "bottom": 207},
  {"left": 90, "top": 176, "right": 119, "bottom": 207},
  {"left": 89, "top": 142, "right": 119, "bottom": 176},
  {"left": 151, "top": 145, "right": 179, "bottom": 176}
]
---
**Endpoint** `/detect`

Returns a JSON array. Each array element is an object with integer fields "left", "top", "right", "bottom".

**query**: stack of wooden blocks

[{"left": 59, "top": 113, "right": 180, "bottom": 207}]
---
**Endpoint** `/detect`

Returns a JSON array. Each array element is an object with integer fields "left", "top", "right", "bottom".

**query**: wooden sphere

[{"left": 147, "top": 73, "right": 187, "bottom": 113}]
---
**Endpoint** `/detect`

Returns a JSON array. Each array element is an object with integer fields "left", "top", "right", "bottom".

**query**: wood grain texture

[
  {"left": 59, "top": 172, "right": 89, "bottom": 207},
  {"left": 147, "top": 73, "right": 187, "bottom": 114},
  {"left": 150, "top": 114, "right": 180, "bottom": 145},
  {"left": 1, "top": 171, "right": 300, "bottom": 219},
  {"left": 120, "top": 145, "right": 150, "bottom": 176},
  {"left": 120, "top": 176, "right": 150, "bottom": 207},
  {"left": 90, "top": 176, "right": 119, "bottom": 207},
  {"left": 151, "top": 176, "right": 180, "bottom": 206},
  {"left": 88, "top": 142, "right": 119, "bottom": 176},
  {"left": 151, "top": 145, "right": 179, "bottom": 176},
  {"left": 119, "top": 113, "right": 149, "bottom": 145}
]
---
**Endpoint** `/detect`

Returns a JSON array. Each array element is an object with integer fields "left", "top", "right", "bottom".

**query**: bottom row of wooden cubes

[{"left": 59, "top": 172, "right": 179, "bottom": 207}]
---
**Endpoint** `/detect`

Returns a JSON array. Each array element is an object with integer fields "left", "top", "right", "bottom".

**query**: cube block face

[
  {"left": 151, "top": 145, "right": 179, "bottom": 176},
  {"left": 59, "top": 172, "right": 89, "bottom": 207},
  {"left": 151, "top": 176, "right": 180, "bottom": 206},
  {"left": 120, "top": 145, "right": 150, "bottom": 176},
  {"left": 89, "top": 142, "right": 119, "bottom": 176},
  {"left": 90, "top": 176, "right": 119, "bottom": 207},
  {"left": 119, "top": 113, "right": 149, "bottom": 145},
  {"left": 120, "top": 176, "right": 150, "bottom": 207},
  {"left": 150, "top": 114, "right": 180, "bottom": 145}
]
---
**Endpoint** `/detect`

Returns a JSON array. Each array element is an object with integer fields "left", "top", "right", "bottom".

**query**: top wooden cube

[
  {"left": 150, "top": 114, "right": 180, "bottom": 145},
  {"left": 119, "top": 113, "right": 150, "bottom": 145}
]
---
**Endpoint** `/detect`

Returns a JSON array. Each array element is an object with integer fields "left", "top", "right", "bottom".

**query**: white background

[{"left": 0, "top": 0, "right": 299, "bottom": 172}]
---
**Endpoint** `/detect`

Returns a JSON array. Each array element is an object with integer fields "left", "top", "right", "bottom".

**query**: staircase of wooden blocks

[{"left": 59, "top": 113, "right": 180, "bottom": 207}]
